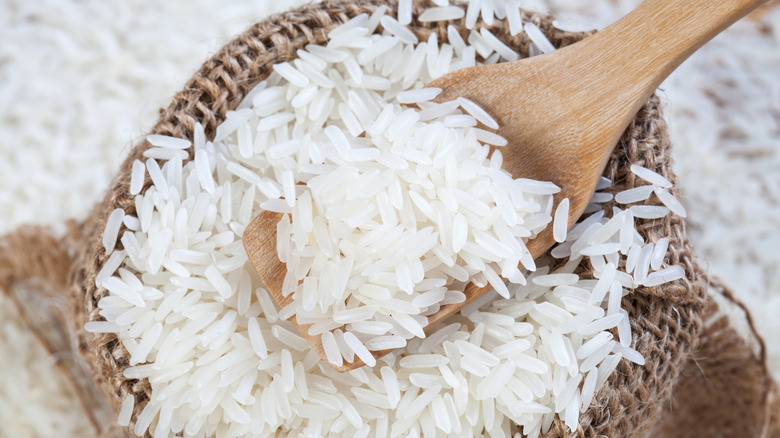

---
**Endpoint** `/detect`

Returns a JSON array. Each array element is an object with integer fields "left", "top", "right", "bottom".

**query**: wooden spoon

[{"left": 244, "top": 0, "right": 768, "bottom": 371}]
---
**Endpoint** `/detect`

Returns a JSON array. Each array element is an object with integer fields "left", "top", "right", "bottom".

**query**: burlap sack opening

[{"left": 0, "top": 0, "right": 776, "bottom": 436}]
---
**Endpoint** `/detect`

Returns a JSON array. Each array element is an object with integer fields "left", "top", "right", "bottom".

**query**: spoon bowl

[{"left": 244, "top": 0, "right": 768, "bottom": 371}]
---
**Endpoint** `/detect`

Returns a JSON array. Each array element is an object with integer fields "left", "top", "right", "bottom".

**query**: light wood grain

[{"left": 244, "top": 0, "right": 768, "bottom": 371}]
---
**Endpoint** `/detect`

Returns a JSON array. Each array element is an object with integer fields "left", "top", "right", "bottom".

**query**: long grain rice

[{"left": 87, "top": 5, "right": 691, "bottom": 437}]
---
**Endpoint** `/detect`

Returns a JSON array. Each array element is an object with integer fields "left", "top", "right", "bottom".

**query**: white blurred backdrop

[{"left": 1, "top": 0, "right": 777, "bottom": 435}]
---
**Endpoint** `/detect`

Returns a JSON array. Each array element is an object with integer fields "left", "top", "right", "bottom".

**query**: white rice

[
  {"left": 523, "top": 22, "right": 556, "bottom": 53},
  {"left": 615, "top": 185, "right": 654, "bottom": 204},
  {"left": 643, "top": 265, "right": 686, "bottom": 287},
  {"left": 88, "top": 5, "right": 691, "bottom": 438},
  {"left": 457, "top": 97, "right": 499, "bottom": 129},
  {"left": 130, "top": 159, "right": 146, "bottom": 195},
  {"left": 553, "top": 198, "right": 570, "bottom": 242},
  {"left": 266, "top": 40, "right": 561, "bottom": 356},
  {"left": 552, "top": 16, "right": 598, "bottom": 33},
  {"left": 396, "top": 87, "right": 442, "bottom": 104},
  {"left": 380, "top": 15, "right": 419, "bottom": 44},
  {"left": 117, "top": 395, "right": 135, "bottom": 427},
  {"left": 630, "top": 205, "right": 671, "bottom": 219},
  {"left": 418, "top": 6, "right": 466, "bottom": 22},
  {"left": 506, "top": 4, "right": 524, "bottom": 36},
  {"left": 398, "top": 0, "right": 413, "bottom": 25},
  {"left": 102, "top": 208, "right": 125, "bottom": 253},
  {"left": 630, "top": 163, "right": 672, "bottom": 188},
  {"left": 7, "top": 0, "right": 780, "bottom": 435},
  {"left": 654, "top": 187, "right": 688, "bottom": 218},
  {"left": 479, "top": 27, "right": 519, "bottom": 61},
  {"left": 650, "top": 237, "right": 670, "bottom": 270},
  {"left": 146, "top": 134, "right": 191, "bottom": 149},
  {"left": 465, "top": 0, "right": 482, "bottom": 29}
]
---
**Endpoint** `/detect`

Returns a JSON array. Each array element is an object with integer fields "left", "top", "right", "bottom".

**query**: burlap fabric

[
  {"left": 648, "top": 282, "right": 780, "bottom": 438},
  {"left": 0, "top": 0, "right": 776, "bottom": 436}
]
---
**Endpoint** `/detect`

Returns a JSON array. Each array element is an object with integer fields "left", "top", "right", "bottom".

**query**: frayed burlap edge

[
  {"left": 24, "top": 0, "right": 758, "bottom": 436},
  {"left": 647, "top": 279, "right": 780, "bottom": 437},
  {"left": 0, "top": 224, "right": 127, "bottom": 437}
]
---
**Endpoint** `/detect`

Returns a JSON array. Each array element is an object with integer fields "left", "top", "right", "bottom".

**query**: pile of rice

[
  {"left": 2, "top": 0, "right": 778, "bottom": 437},
  {"left": 85, "top": 3, "right": 688, "bottom": 437}
]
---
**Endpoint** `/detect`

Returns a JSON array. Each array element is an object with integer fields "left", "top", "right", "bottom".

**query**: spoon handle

[{"left": 563, "top": 0, "right": 768, "bottom": 148}]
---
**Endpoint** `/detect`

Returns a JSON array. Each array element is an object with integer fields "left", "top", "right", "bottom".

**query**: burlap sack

[
  {"left": 649, "top": 281, "right": 780, "bottom": 438},
  {"left": 0, "top": 0, "right": 776, "bottom": 436}
]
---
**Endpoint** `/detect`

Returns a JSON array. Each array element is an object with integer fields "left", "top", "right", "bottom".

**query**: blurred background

[{"left": 1, "top": 0, "right": 778, "bottom": 435}]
